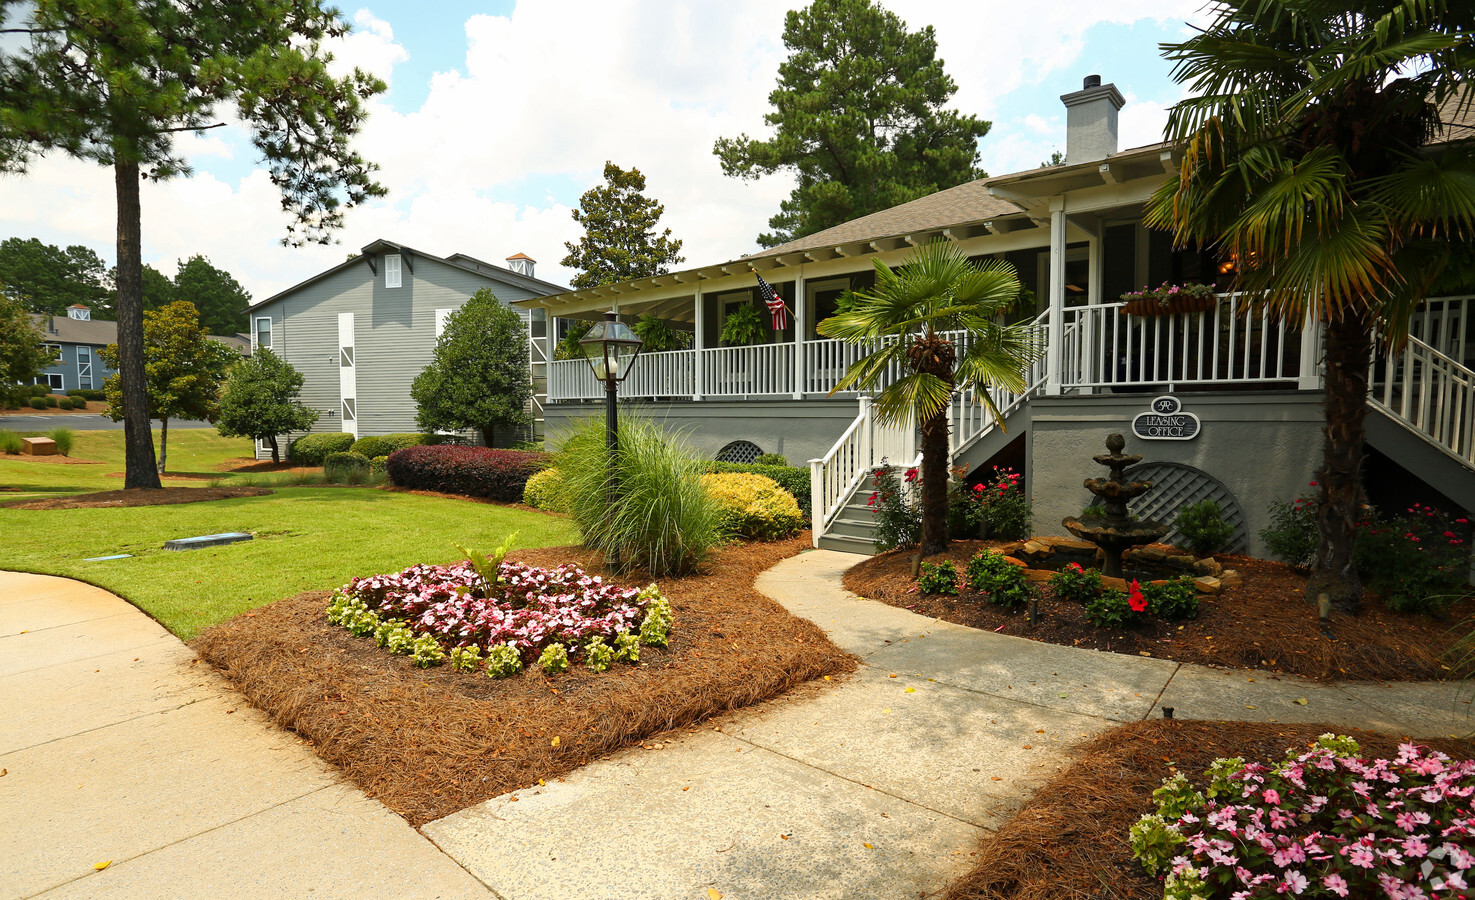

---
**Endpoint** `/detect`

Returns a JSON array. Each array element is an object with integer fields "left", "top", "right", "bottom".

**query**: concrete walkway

[
  {"left": 424, "top": 549, "right": 1473, "bottom": 900},
  {"left": 4, "top": 554, "right": 1470, "bottom": 900},
  {"left": 0, "top": 571, "right": 493, "bottom": 900}
]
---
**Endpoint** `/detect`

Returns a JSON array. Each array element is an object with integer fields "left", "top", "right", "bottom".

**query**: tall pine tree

[
  {"left": 0, "top": 1, "right": 385, "bottom": 489},
  {"left": 561, "top": 162, "right": 684, "bottom": 290},
  {"left": 715, "top": 0, "right": 990, "bottom": 248}
]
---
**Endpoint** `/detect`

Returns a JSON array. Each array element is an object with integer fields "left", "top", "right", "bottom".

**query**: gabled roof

[
  {"left": 30, "top": 313, "right": 252, "bottom": 353},
  {"left": 250, "top": 239, "right": 568, "bottom": 311}
]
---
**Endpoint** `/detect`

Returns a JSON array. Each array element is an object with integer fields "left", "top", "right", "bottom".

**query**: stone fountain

[{"left": 1062, "top": 433, "right": 1169, "bottom": 579}]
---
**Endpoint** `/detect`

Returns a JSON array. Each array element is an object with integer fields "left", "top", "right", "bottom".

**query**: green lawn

[
  {"left": 0, "top": 428, "right": 255, "bottom": 500},
  {"left": 0, "top": 431, "right": 579, "bottom": 639}
]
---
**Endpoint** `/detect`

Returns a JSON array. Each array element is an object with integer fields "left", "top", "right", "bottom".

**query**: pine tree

[
  {"left": 561, "top": 162, "right": 684, "bottom": 290},
  {"left": 714, "top": 0, "right": 990, "bottom": 247}
]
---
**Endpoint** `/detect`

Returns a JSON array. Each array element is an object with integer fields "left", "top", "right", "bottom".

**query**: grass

[{"left": 1, "top": 430, "right": 580, "bottom": 639}]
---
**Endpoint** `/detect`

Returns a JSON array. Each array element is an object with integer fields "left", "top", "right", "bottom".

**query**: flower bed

[{"left": 328, "top": 557, "right": 671, "bottom": 675}]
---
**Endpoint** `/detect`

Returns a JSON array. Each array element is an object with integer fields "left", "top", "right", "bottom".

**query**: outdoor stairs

[{"left": 816, "top": 491, "right": 880, "bottom": 555}]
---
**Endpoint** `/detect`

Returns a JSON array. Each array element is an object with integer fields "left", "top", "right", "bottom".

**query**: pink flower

[{"left": 1322, "top": 873, "right": 1349, "bottom": 897}]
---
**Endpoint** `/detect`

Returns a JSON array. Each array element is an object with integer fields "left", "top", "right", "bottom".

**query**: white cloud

[{"left": 0, "top": 0, "right": 1209, "bottom": 301}]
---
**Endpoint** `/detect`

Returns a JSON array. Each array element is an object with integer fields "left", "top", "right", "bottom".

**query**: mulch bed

[
  {"left": 191, "top": 538, "right": 856, "bottom": 826},
  {"left": 1, "top": 486, "right": 274, "bottom": 509},
  {"left": 846, "top": 539, "right": 1475, "bottom": 682},
  {"left": 941, "top": 719, "right": 1472, "bottom": 900}
]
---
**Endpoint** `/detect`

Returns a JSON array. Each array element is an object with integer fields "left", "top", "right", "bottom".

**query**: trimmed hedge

[
  {"left": 350, "top": 432, "right": 430, "bottom": 459},
  {"left": 57, "top": 397, "right": 73, "bottom": 410},
  {"left": 370, "top": 455, "right": 390, "bottom": 477},
  {"left": 702, "top": 472, "right": 803, "bottom": 541},
  {"left": 28, "top": 397, "right": 46, "bottom": 409},
  {"left": 288, "top": 432, "right": 355, "bottom": 466},
  {"left": 66, "top": 389, "right": 105, "bottom": 401},
  {"left": 522, "top": 467, "right": 566, "bottom": 511},
  {"left": 386, "top": 445, "right": 551, "bottom": 502},
  {"left": 324, "top": 451, "right": 371, "bottom": 480},
  {"left": 704, "top": 461, "right": 811, "bottom": 520}
]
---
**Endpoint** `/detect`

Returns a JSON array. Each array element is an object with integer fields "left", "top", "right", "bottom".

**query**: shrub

[
  {"left": 1085, "top": 580, "right": 1149, "bottom": 628},
  {"left": 584, "top": 637, "right": 615, "bottom": 673},
  {"left": 969, "top": 466, "right": 1032, "bottom": 540},
  {"left": 449, "top": 645, "right": 484, "bottom": 673},
  {"left": 1354, "top": 502, "right": 1470, "bottom": 615},
  {"left": 29, "top": 384, "right": 47, "bottom": 397},
  {"left": 1131, "top": 734, "right": 1475, "bottom": 900},
  {"left": 484, "top": 642, "right": 523, "bottom": 679},
  {"left": 704, "top": 460, "right": 811, "bottom": 520},
  {"left": 754, "top": 452, "right": 788, "bottom": 466},
  {"left": 369, "top": 455, "right": 389, "bottom": 478},
  {"left": 324, "top": 451, "right": 371, "bottom": 483},
  {"left": 66, "top": 389, "right": 104, "bottom": 401},
  {"left": 1260, "top": 485, "right": 1318, "bottom": 569},
  {"left": 1174, "top": 499, "right": 1234, "bottom": 557},
  {"left": 522, "top": 467, "right": 566, "bottom": 511},
  {"left": 701, "top": 472, "right": 803, "bottom": 541},
  {"left": 869, "top": 463, "right": 921, "bottom": 552},
  {"left": 386, "top": 444, "right": 550, "bottom": 501},
  {"left": 1143, "top": 576, "right": 1199, "bottom": 620},
  {"left": 46, "top": 428, "right": 75, "bottom": 457},
  {"left": 288, "top": 432, "right": 354, "bottom": 466},
  {"left": 556, "top": 417, "right": 723, "bottom": 576},
  {"left": 0, "top": 430, "right": 21, "bottom": 454},
  {"left": 538, "top": 643, "right": 570, "bottom": 675},
  {"left": 1048, "top": 562, "right": 1104, "bottom": 604},
  {"left": 508, "top": 439, "right": 544, "bottom": 452},
  {"left": 918, "top": 560, "right": 960, "bottom": 596},
  {"left": 966, "top": 549, "right": 1035, "bottom": 609},
  {"left": 350, "top": 432, "right": 429, "bottom": 459},
  {"left": 44, "top": 394, "right": 57, "bottom": 408},
  {"left": 69, "top": 398, "right": 87, "bottom": 410},
  {"left": 56, "top": 397, "right": 72, "bottom": 410},
  {"left": 637, "top": 586, "right": 672, "bottom": 647},
  {"left": 28, "top": 396, "right": 46, "bottom": 409}
]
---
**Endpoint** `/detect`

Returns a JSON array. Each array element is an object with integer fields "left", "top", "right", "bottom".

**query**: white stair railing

[
  {"left": 809, "top": 396, "right": 917, "bottom": 546},
  {"left": 1370, "top": 333, "right": 1475, "bottom": 467},
  {"left": 949, "top": 309, "right": 1054, "bottom": 457}
]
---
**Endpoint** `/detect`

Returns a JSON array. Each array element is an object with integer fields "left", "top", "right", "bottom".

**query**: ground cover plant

[
  {"left": 940, "top": 721, "right": 1472, "bottom": 900},
  {"left": 191, "top": 537, "right": 855, "bottom": 825},
  {"left": 846, "top": 540, "right": 1475, "bottom": 681}
]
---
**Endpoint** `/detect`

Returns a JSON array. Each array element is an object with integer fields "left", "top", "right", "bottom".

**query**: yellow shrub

[
  {"left": 523, "top": 467, "right": 566, "bottom": 511},
  {"left": 701, "top": 472, "right": 803, "bottom": 541}
]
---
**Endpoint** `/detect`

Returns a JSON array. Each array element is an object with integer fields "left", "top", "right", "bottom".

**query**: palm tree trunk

[
  {"left": 1306, "top": 313, "right": 1371, "bottom": 615},
  {"left": 919, "top": 406, "right": 951, "bottom": 555},
  {"left": 114, "top": 159, "right": 161, "bottom": 489}
]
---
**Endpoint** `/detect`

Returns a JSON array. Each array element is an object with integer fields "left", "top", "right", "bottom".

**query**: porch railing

[
  {"left": 809, "top": 395, "right": 916, "bottom": 543},
  {"left": 950, "top": 309, "right": 1054, "bottom": 457},
  {"left": 1370, "top": 333, "right": 1475, "bottom": 467},
  {"left": 1409, "top": 294, "right": 1472, "bottom": 366}
]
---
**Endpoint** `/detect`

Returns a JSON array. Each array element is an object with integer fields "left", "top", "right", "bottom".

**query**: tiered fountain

[{"left": 1062, "top": 433, "right": 1169, "bottom": 579}]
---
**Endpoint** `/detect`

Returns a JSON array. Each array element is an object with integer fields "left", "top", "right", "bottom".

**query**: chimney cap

[{"left": 1083, "top": 74, "right": 1101, "bottom": 89}]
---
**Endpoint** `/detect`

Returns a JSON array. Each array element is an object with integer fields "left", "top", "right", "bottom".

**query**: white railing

[
  {"left": 547, "top": 357, "right": 604, "bottom": 401},
  {"left": 1370, "top": 333, "right": 1475, "bottom": 467},
  {"left": 624, "top": 349, "right": 695, "bottom": 400},
  {"left": 1409, "top": 295, "right": 1472, "bottom": 366},
  {"left": 704, "top": 342, "right": 795, "bottom": 397},
  {"left": 1061, "top": 293, "right": 1301, "bottom": 388},
  {"left": 949, "top": 309, "right": 1054, "bottom": 457},
  {"left": 809, "top": 396, "right": 917, "bottom": 545}
]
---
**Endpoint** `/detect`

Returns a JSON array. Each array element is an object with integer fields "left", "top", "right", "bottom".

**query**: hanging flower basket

[{"left": 1119, "top": 282, "right": 1219, "bottom": 317}]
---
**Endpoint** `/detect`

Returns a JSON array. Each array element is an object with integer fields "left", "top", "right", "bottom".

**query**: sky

[{"left": 0, "top": 0, "right": 1210, "bottom": 305}]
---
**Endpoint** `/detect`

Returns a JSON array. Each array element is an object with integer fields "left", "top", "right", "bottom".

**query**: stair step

[
  {"left": 817, "top": 532, "right": 874, "bottom": 555},
  {"left": 826, "top": 517, "right": 879, "bottom": 540}
]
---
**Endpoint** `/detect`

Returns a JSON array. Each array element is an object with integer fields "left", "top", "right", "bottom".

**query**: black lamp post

[{"left": 579, "top": 309, "right": 643, "bottom": 570}]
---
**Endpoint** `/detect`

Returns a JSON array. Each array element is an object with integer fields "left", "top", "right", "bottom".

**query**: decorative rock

[
  {"left": 1219, "top": 569, "right": 1242, "bottom": 589},
  {"left": 1001, "top": 556, "right": 1029, "bottom": 569},
  {"left": 1021, "top": 540, "right": 1052, "bottom": 559},
  {"left": 1192, "top": 558, "right": 1223, "bottom": 577},
  {"left": 1024, "top": 569, "right": 1054, "bottom": 584},
  {"left": 1194, "top": 576, "right": 1223, "bottom": 595},
  {"left": 1129, "top": 546, "right": 1172, "bottom": 564},
  {"left": 996, "top": 541, "right": 1028, "bottom": 556},
  {"left": 1042, "top": 538, "right": 1098, "bottom": 553},
  {"left": 20, "top": 437, "right": 56, "bottom": 456},
  {"left": 1101, "top": 575, "right": 1129, "bottom": 593}
]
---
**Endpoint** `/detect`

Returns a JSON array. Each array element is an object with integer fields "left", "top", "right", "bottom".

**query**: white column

[
  {"left": 693, "top": 287, "right": 705, "bottom": 401},
  {"left": 1045, "top": 198, "right": 1067, "bottom": 396},
  {"left": 1298, "top": 308, "right": 1323, "bottom": 390},
  {"left": 792, "top": 272, "right": 807, "bottom": 399},
  {"left": 1083, "top": 227, "right": 1103, "bottom": 394}
]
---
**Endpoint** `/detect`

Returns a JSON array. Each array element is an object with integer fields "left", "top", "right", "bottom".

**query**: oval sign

[{"left": 1132, "top": 404, "right": 1201, "bottom": 441}]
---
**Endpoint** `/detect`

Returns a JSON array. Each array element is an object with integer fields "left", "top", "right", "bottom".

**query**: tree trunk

[
  {"left": 1306, "top": 313, "right": 1372, "bottom": 615},
  {"left": 268, "top": 434, "right": 280, "bottom": 464},
  {"left": 481, "top": 427, "right": 494, "bottom": 448},
  {"left": 919, "top": 406, "right": 951, "bottom": 555},
  {"left": 114, "top": 160, "right": 161, "bottom": 489},
  {"left": 158, "top": 417, "right": 169, "bottom": 473}
]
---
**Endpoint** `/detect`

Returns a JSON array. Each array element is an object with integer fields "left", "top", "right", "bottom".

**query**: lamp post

[{"left": 579, "top": 309, "right": 643, "bottom": 571}]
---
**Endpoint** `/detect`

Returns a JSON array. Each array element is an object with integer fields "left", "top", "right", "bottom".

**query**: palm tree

[
  {"left": 1145, "top": 0, "right": 1475, "bottom": 614},
  {"left": 818, "top": 242, "right": 1043, "bottom": 554}
]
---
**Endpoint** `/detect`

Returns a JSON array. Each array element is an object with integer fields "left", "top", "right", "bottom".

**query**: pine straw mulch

[
  {"left": 190, "top": 537, "right": 856, "bottom": 826},
  {"left": 1, "top": 486, "right": 275, "bottom": 509},
  {"left": 941, "top": 719, "right": 1473, "bottom": 900},
  {"left": 846, "top": 539, "right": 1475, "bottom": 683}
]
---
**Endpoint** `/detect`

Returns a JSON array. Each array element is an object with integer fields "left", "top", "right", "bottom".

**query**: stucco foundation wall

[
  {"left": 1028, "top": 391, "right": 1326, "bottom": 559},
  {"left": 543, "top": 398, "right": 863, "bottom": 464}
]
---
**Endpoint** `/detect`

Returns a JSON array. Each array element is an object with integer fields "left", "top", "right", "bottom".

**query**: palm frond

[
  {"left": 1368, "top": 147, "right": 1475, "bottom": 238},
  {"left": 872, "top": 372, "right": 952, "bottom": 428}
]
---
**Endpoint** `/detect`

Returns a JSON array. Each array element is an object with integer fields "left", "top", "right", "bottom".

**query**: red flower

[
  {"left": 904, "top": 467, "right": 919, "bottom": 483},
  {"left": 1128, "top": 580, "right": 1147, "bottom": 613}
]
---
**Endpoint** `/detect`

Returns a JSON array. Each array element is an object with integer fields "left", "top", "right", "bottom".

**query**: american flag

[{"left": 756, "top": 273, "right": 788, "bottom": 330}]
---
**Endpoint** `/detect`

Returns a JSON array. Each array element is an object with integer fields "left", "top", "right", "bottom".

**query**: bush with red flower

[
  {"left": 1131, "top": 733, "right": 1475, "bottom": 899},
  {"left": 1049, "top": 562, "right": 1106, "bottom": 604},
  {"left": 867, "top": 461, "right": 922, "bottom": 552},
  {"left": 960, "top": 466, "right": 1033, "bottom": 541},
  {"left": 1084, "top": 579, "right": 1150, "bottom": 628}
]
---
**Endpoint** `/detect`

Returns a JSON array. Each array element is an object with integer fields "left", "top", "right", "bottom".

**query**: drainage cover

[
  {"left": 83, "top": 554, "right": 133, "bottom": 562},
  {"left": 164, "top": 532, "right": 253, "bottom": 551}
]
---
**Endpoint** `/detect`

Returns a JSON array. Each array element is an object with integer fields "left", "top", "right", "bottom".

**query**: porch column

[
  {"left": 792, "top": 272, "right": 807, "bottom": 399},
  {"left": 1084, "top": 224, "right": 1104, "bottom": 394},
  {"left": 545, "top": 315, "right": 558, "bottom": 401},
  {"left": 693, "top": 287, "right": 705, "bottom": 401},
  {"left": 1298, "top": 308, "right": 1323, "bottom": 390},
  {"left": 1046, "top": 197, "right": 1067, "bottom": 395}
]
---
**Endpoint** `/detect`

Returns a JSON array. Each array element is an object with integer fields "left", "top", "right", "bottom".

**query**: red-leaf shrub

[{"left": 386, "top": 445, "right": 550, "bottom": 502}]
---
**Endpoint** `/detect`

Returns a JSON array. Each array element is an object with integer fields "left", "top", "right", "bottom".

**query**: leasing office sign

[{"left": 1131, "top": 396, "right": 1200, "bottom": 441}]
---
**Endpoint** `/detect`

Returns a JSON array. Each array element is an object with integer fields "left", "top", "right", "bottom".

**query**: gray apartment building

[{"left": 29, "top": 304, "right": 249, "bottom": 393}]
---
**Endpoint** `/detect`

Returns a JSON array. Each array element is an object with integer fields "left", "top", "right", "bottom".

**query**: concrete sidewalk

[
  {"left": 423, "top": 549, "right": 1472, "bottom": 899},
  {"left": 0, "top": 571, "right": 492, "bottom": 900}
]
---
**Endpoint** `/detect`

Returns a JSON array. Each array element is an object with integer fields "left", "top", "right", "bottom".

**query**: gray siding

[
  {"left": 36, "top": 341, "right": 113, "bottom": 393},
  {"left": 262, "top": 256, "right": 545, "bottom": 456}
]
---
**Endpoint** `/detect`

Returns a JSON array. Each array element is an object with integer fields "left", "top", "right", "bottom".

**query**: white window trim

[
  {"left": 384, "top": 254, "right": 402, "bottom": 289},
  {"left": 45, "top": 372, "right": 63, "bottom": 390},
  {"left": 254, "top": 316, "right": 273, "bottom": 351},
  {"left": 435, "top": 308, "right": 452, "bottom": 339},
  {"left": 76, "top": 346, "right": 92, "bottom": 390}
]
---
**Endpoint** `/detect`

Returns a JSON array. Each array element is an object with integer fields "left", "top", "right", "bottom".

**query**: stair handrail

[
  {"left": 1368, "top": 332, "right": 1475, "bottom": 467},
  {"left": 951, "top": 308, "right": 1058, "bottom": 458},
  {"left": 809, "top": 397, "right": 873, "bottom": 545}
]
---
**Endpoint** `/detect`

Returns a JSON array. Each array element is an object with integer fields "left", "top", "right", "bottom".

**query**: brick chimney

[
  {"left": 505, "top": 253, "right": 535, "bottom": 278},
  {"left": 1060, "top": 74, "right": 1125, "bottom": 165}
]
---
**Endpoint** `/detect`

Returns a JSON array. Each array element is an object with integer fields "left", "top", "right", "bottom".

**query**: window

[
  {"left": 255, "top": 316, "right": 272, "bottom": 351},
  {"left": 342, "top": 398, "right": 356, "bottom": 421},
  {"left": 43, "top": 342, "right": 61, "bottom": 361},
  {"left": 45, "top": 373, "right": 63, "bottom": 390},
  {"left": 435, "top": 308, "right": 452, "bottom": 339},
  {"left": 340, "top": 346, "right": 355, "bottom": 367},
  {"left": 384, "top": 254, "right": 402, "bottom": 289},
  {"left": 77, "top": 346, "right": 92, "bottom": 390}
]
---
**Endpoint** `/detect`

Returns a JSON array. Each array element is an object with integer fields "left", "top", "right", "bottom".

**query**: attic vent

[{"left": 716, "top": 440, "right": 764, "bottom": 464}]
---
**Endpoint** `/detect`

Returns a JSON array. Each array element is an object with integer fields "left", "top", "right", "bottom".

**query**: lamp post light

[{"left": 579, "top": 309, "right": 643, "bottom": 571}]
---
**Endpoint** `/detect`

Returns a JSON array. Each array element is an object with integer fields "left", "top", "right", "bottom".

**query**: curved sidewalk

[{"left": 0, "top": 571, "right": 492, "bottom": 900}]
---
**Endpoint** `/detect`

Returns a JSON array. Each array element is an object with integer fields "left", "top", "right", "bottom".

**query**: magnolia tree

[
  {"left": 411, "top": 289, "right": 533, "bottom": 447},
  {"left": 215, "top": 348, "right": 320, "bottom": 463}
]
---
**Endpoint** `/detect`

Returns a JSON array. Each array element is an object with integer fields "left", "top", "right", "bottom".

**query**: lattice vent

[
  {"left": 1082, "top": 462, "right": 1250, "bottom": 554},
  {"left": 715, "top": 440, "right": 765, "bottom": 464}
]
